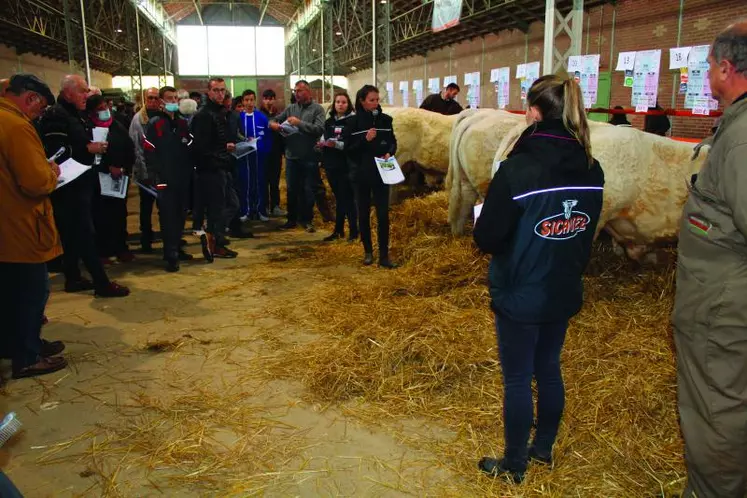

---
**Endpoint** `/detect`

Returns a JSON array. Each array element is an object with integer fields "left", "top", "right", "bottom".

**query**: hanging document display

[
  {"left": 464, "top": 72, "right": 480, "bottom": 108},
  {"left": 413, "top": 80, "right": 424, "bottom": 107},
  {"left": 399, "top": 81, "right": 409, "bottom": 107},
  {"left": 518, "top": 62, "right": 540, "bottom": 102},
  {"left": 432, "top": 0, "right": 464, "bottom": 32},
  {"left": 385, "top": 82, "right": 394, "bottom": 105},
  {"left": 685, "top": 45, "right": 718, "bottom": 111},
  {"left": 490, "top": 67, "right": 510, "bottom": 109},
  {"left": 631, "top": 49, "right": 661, "bottom": 108},
  {"left": 428, "top": 77, "right": 440, "bottom": 96},
  {"left": 568, "top": 54, "right": 600, "bottom": 108}
]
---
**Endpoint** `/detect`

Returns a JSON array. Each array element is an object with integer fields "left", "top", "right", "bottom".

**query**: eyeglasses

[
  {"left": 210, "top": 88, "right": 227, "bottom": 93},
  {"left": 146, "top": 96, "right": 159, "bottom": 101}
]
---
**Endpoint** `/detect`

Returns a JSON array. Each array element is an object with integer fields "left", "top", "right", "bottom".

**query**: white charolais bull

[{"left": 448, "top": 118, "right": 709, "bottom": 261}]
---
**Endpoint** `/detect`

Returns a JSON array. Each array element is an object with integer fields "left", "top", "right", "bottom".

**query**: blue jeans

[
  {"left": 0, "top": 263, "right": 47, "bottom": 372},
  {"left": 285, "top": 158, "right": 317, "bottom": 224},
  {"left": 0, "top": 471, "right": 22, "bottom": 497},
  {"left": 496, "top": 314, "right": 568, "bottom": 471}
]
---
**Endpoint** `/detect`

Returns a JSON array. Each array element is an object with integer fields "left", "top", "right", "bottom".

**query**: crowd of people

[{"left": 0, "top": 74, "right": 402, "bottom": 380}]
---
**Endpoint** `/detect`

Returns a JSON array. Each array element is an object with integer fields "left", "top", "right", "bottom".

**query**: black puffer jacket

[
  {"left": 191, "top": 99, "right": 232, "bottom": 172},
  {"left": 346, "top": 106, "right": 397, "bottom": 184},
  {"left": 92, "top": 119, "right": 135, "bottom": 175},
  {"left": 37, "top": 96, "right": 95, "bottom": 166},
  {"left": 322, "top": 112, "right": 355, "bottom": 171}
]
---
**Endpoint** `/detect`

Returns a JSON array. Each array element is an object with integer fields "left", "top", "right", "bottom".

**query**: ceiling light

[
  {"left": 350, "top": 66, "right": 357, "bottom": 71},
  {"left": 115, "top": 28, "right": 123, "bottom": 33},
  {"left": 335, "top": 31, "right": 342, "bottom": 36},
  {"left": 380, "top": 0, "right": 387, "bottom": 4},
  {"left": 144, "top": 47, "right": 150, "bottom": 51}
]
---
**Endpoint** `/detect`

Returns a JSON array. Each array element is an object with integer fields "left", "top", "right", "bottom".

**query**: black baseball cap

[{"left": 8, "top": 74, "right": 55, "bottom": 106}]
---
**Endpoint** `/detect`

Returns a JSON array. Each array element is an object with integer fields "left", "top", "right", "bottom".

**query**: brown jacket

[{"left": 0, "top": 97, "right": 62, "bottom": 263}]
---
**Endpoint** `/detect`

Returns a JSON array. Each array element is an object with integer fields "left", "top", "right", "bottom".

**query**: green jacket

[{"left": 673, "top": 95, "right": 747, "bottom": 330}]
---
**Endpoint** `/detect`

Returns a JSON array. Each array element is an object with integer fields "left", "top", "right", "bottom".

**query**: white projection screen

[{"left": 177, "top": 26, "right": 285, "bottom": 76}]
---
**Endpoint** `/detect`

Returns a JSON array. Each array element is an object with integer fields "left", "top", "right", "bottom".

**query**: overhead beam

[
  {"left": 258, "top": 0, "right": 270, "bottom": 25},
  {"left": 192, "top": 0, "right": 204, "bottom": 24}
]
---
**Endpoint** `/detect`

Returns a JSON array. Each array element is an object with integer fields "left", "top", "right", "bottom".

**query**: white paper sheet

[
  {"left": 92, "top": 127, "right": 109, "bottom": 166},
  {"left": 56, "top": 158, "right": 91, "bottom": 189},
  {"left": 99, "top": 172, "right": 129, "bottom": 199},
  {"left": 473, "top": 203, "right": 483, "bottom": 221},
  {"left": 492, "top": 160, "right": 501, "bottom": 177},
  {"left": 399, "top": 81, "right": 410, "bottom": 107},
  {"left": 492, "top": 67, "right": 510, "bottom": 109},
  {"left": 278, "top": 121, "right": 299, "bottom": 137},
  {"left": 516, "top": 63, "right": 527, "bottom": 79},
  {"left": 428, "top": 77, "right": 440, "bottom": 95},
  {"left": 631, "top": 49, "right": 662, "bottom": 108},
  {"left": 386, "top": 82, "right": 395, "bottom": 105},
  {"left": 374, "top": 156, "right": 405, "bottom": 185},
  {"left": 615, "top": 51, "right": 636, "bottom": 71},
  {"left": 232, "top": 137, "right": 258, "bottom": 159},
  {"left": 669, "top": 46, "right": 691, "bottom": 70},
  {"left": 136, "top": 181, "right": 159, "bottom": 198},
  {"left": 413, "top": 79, "right": 424, "bottom": 107}
]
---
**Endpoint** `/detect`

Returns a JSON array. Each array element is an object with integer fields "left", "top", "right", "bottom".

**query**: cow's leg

[{"left": 455, "top": 177, "right": 479, "bottom": 235}]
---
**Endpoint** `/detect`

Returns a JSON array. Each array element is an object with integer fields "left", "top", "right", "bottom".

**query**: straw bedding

[{"left": 261, "top": 191, "right": 685, "bottom": 496}]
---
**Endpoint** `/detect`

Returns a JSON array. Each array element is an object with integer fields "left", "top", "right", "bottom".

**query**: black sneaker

[
  {"left": 41, "top": 339, "right": 65, "bottom": 357},
  {"left": 64, "top": 279, "right": 95, "bottom": 293},
  {"left": 214, "top": 246, "right": 238, "bottom": 259},
  {"left": 200, "top": 233, "right": 214, "bottom": 263},
  {"left": 347, "top": 232, "right": 359, "bottom": 242},
  {"left": 478, "top": 457, "right": 525, "bottom": 484},
  {"left": 323, "top": 232, "right": 342, "bottom": 242},
  {"left": 177, "top": 251, "right": 194, "bottom": 261},
  {"left": 363, "top": 252, "right": 374, "bottom": 266},
  {"left": 140, "top": 240, "right": 153, "bottom": 254},
  {"left": 379, "top": 259, "right": 399, "bottom": 269},
  {"left": 165, "top": 258, "right": 180, "bottom": 272},
  {"left": 278, "top": 221, "right": 297, "bottom": 230},
  {"left": 528, "top": 446, "right": 552, "bottom": 466}
]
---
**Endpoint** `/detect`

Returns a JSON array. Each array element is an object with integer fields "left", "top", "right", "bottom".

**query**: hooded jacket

[
  {"left": 0, "top": 97, "right": 62, "bottom": 263},
  {"left": 143, "top": 110, "right": 194, "bottom": 188},
  {"left": 474, "top": 119, "right": 604, "bottom": 323},
  {"left": 321, "top": 111, "right": 355, "bottom": 170},
  {"left": 191, "top": 99, "right": 233, "bottom": 172},
  {"left": 346, "top": 106, "right": 397, "bottom": 184}
]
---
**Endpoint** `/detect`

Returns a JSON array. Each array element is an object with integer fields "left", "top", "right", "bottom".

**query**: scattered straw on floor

[{"left": 258, "top": 190, "right": 684, "bottom": 497}]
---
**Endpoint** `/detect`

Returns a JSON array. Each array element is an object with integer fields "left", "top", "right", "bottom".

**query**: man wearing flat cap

[{"left": 0, "top": 74, "right": 68, "bottom": 379}]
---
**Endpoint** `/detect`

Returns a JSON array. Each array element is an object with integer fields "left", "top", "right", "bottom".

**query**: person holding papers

[
  {"left": 320, "top": 92, "right": 358, "bottom": 242},
  {"left": 347, "top": 85, "right": 398, "bottom": 268},
  {"left": 86, "top": 94, "right": 135, "bottom": 265},
  {"left": 0, "top": 74, "right": 68, "bottom": 378},
  {"left": 143, "top": 86, "right": 195, "bottom": 272},
  {"left": 268, "top": 80, "right": 325, "bottom": 233},
  {"left": 38, "top": 74, "right": 129, "bottom": 298},
  {"left": 237, "top": 89, "right": 271, "bottom": 222},
  {"left": 473, "top": 75, "right": 603, "bottom": 483}
]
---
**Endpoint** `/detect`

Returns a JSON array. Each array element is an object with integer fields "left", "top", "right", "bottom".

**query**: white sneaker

[
  {"left": 258, "top": 213, "right": 270, "bottom": 222},
  {"left": 271, "top": 206, "right": 287, "bottom": 217},
  {"left": 239, "top": 215, "right": 249, "bottom": 222}
]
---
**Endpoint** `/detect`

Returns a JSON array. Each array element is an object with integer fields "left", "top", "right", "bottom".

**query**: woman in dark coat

[
  {"left": 347, "top": 85, "right": 398, "bottom": 268},
  {"left": 320, "top": 91, "right": 358, "bottom": 242},
  {"left": 86, "top": 94, "right": 135, "bottom": 263}
]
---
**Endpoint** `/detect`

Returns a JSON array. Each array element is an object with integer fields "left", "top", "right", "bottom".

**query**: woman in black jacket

[
  {"left": 86, "top": 94, "right": 136, "bottom": 263},
  {"left": 473, "top": 75, "right": 604, "bottom": 483},
  {"left": 320, "top": 91, "right": 358, "bottom": 242},
  {"left": 347, "top": 85, "right": 398, "bottom": 268}
]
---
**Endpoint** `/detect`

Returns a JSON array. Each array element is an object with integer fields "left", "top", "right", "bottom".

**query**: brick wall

[{"left": 347, "top": 0, "right": 745, "bottom": 140}]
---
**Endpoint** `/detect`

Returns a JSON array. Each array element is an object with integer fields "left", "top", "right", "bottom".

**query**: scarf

[{"left": 91, "top": 115, "right": 113, "bottom": 128}]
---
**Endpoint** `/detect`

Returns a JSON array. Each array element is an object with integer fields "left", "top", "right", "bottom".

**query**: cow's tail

[{"left": 448, "top": 110, "right": 480, "bottom": 235}]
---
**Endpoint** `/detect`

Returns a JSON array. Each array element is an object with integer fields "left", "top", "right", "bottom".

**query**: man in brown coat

[
  {"left": 0, "top": 74, "right": 67, "bottom": 378},
  {"left": 673, "top": 22, "right": 747, "bottom": 498}
]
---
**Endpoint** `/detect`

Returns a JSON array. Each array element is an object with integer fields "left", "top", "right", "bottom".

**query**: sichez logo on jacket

[{"left": 534, "top": 199, "right": 590, "bottom": 240}]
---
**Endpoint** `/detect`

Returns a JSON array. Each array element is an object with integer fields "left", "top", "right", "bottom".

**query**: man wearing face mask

[
  {"left": 0, "top": 74, "right": 69, "bottom": 378},
  {"left": 38, "top": 74, "right": 129, "bottom": 298},
  {"left": 143, "top": 86, "right": 195, "bottom": 272},
  {"left": 419, "top": 83, "right": 463, "bottom": 115}
]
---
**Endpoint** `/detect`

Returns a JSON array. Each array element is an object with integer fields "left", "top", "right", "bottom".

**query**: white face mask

[{"left": 97, "top": 109, "right": 111, "bottom": 121}]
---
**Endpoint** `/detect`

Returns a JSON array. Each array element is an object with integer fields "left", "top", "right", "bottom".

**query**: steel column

[
  {"left": 326, "top": 4, "right": 334, "bottom": 102},
  {"left": 61, "top": 0, "right": 76, "bottom": 72},
  {"left": 79, "top": 0, "right": 91, "bottom": 82},
  {"left": 543, "top": 0, "right": 555, "bottom": 74},
  {"left": 135, "top": 7, "right": 144, "bottom": 103},
  {"left": 321, "top": 7, "right": 325, "bottom": 103},
  {"left": 372, "top": 0, "right": 377, "bottom": 85}
]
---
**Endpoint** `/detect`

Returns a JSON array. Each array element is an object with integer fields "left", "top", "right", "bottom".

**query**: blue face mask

[
  {"left": 97, "top": 109, "right": 111, "bottom": 121},
  {"left": 165, "top": 103, "right": 179, "bottom": 113}
]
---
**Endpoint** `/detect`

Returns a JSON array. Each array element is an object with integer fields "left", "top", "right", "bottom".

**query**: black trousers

[
  {"left": 197, "top": 169, "right": 238, "bottom": 245},
  {"left": 327, "top": 167, "right": 358, "bottom": 237},
  {"left": 0, "top": 262, "right": 46, "bottom": 371},
  {"left": 52, "top": 176, "right": 110, "bottom": 288},
  {"left": 139, "top": 186, "right": 158, "bottom": 244},
  {"left": 158, "top": 181, "right": 189, "bottom": 259},
  {"left": 357, "top": 178, "right": 390, "bottom": 260},
  {"left": 266, "top": 151, "right": 283, "bottom": 210},
  {"left": 285, "top": 159, "right": 316, "bottom": 224},
  {"left": 92, "top": 190, "right": 129, "bottom": 257}
]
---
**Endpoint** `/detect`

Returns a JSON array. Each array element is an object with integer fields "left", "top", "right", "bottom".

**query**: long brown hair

[
  {"left": 329, "top": 91, "right": 353, "bottom": 117},
  {"left": 527, "top": 75, "right": 592, "bottom": 166}
]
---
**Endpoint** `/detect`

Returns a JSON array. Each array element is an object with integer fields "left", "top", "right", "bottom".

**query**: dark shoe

[
  {"left": 41, "top": 339, "right": 65, "bottom": 357},
  {"left": 214, "top": 246, "right": 238, "bottom": 259},
  {"left": 363, "top": 252, "right": 374, "bottom": 266},
  {"left": 278, "top": 221, "right": 298, "bottom": 230},
  {"left": 323, "top": 232, "right": 342, "bottom": 242},
  {"left": 379, "top": 259, "right": 399, "bottom": 269},
  {"left": 95, "top": 282, "right": 131, "bottom": 298},
  {"left": 165, "top": 258, "right": 180, "bottom": 273},
  {"left": 116, "top": 251, "right": 136, "bottom": 263},
  {"left": 347, "top": 232, "right": 359, "bottom": 242},
  {"left": 64, "top": 279, "right": 94, "bottom": 293},
  {"left": 528, "top": 446, "right": 552, "bottom": 466},
  {"left": 229, "top": 229, "right": 255, "bottom": 239},
  {"left": 13, "top": 356, "right": 68, "bottom": 379},
  {"left": 177, "top": 251, "right": 194, "bottom": 261},
  {"left": 140, "top": 241, "right": 153, "bottom": 254},
  {"left": 200, "top": 233, "right": 214, "bottom": 263},
  {"left": 180, "top": 239, "right": 188, "bottom": 247},
  {"left": 478, "top": 457, "right": 525, "bottom": 484},
  {"left": 304, "top": 223, "right": 316, "bottom": 233}
]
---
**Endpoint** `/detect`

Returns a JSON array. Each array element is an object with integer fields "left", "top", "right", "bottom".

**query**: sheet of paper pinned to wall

[
  {"left": 412, "top": 80, "right": 424, "bottom": 107},
  {"left": 631, "top": 49, "right": 661, "bottom": 108},
  {"left": 516, "top": 63, "right": 526, "bottom": 79},
  {"left": 491, "top": 67, "right": 510, "bottom": 109},
  {"left": 99, "top": 172, "right": 129, "bottom": 199},
  {"left": 386, "top": 82, "right": 394, "bottom": 105},
  {"left": 444, "top": 75, "right": 457, "bottom": 86},
  {"left": 580, "top": 54, "right": 600, "bottom": 108},
  {"left": 428, "top": 77, "right": 440, "bottom": 95},
  {"left": 56, "top": 158, "right": 91, "bottom": 190},
  {"left": 685, "top": 45, "right": 718, "bottom": 110},
  {"left": 520, "top": 61, "right": 540, "bottom": 102},
  {"left": 464, "top": 71, "right": 480, "bottom": 108},
  {"left": 374, "top": 156, "right": 405, "bottom": 185},
  {"left": 399, "top": 81, "right": 410, "bottom": 107},
  {"left": 615, "top": 51, "right": 636, "bottom": 71},
  {"left": 669, "top": 46, "right": 691, "bottom": 70}
]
